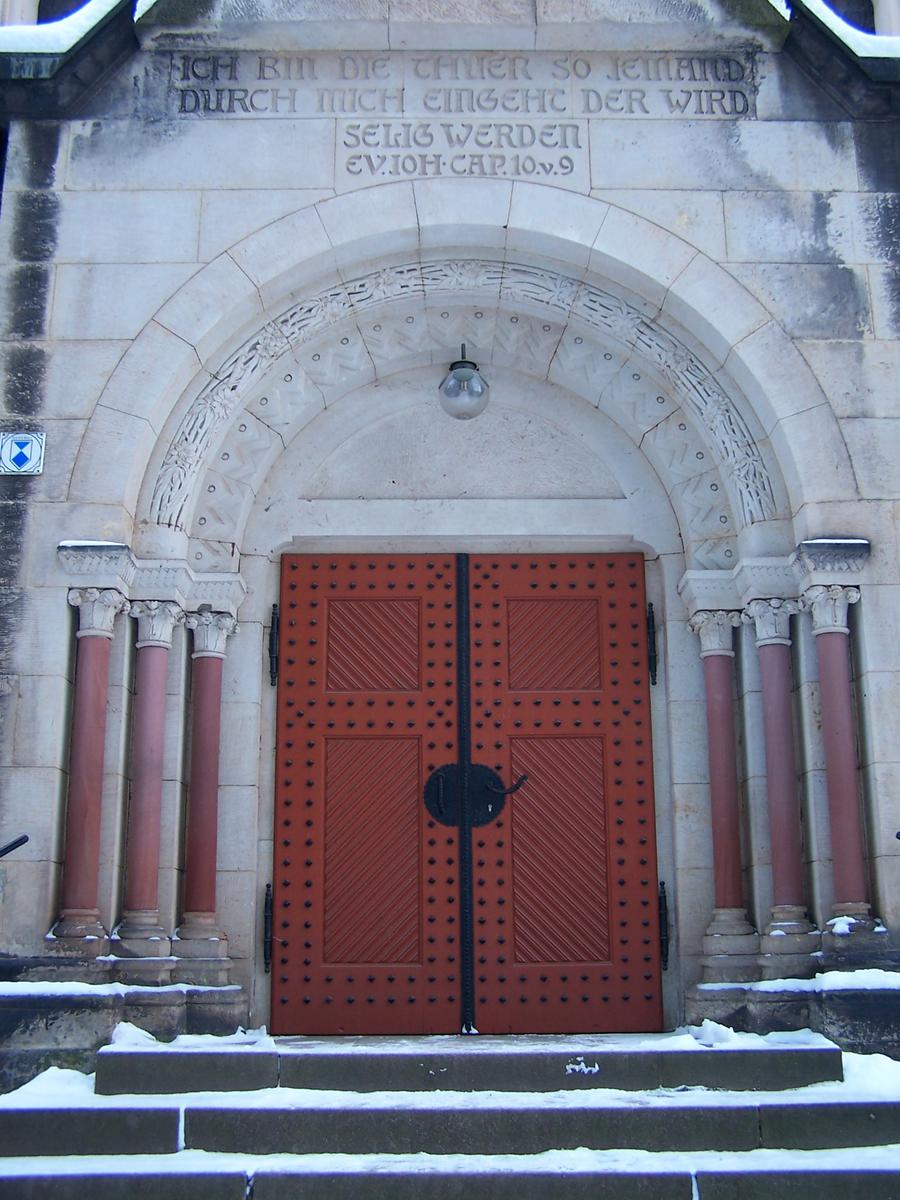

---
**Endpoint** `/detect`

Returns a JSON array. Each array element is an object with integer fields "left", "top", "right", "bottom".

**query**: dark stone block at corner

[
  {"left": 696, "top": 1171, "right": 900, "bottom": 1199},
  {"left": 0, "top": 1049, "right": 96, "bottom": 1096},
  {"left": 250, "top": 1171, "right": 697, "bottom": 1200},
  {"left": 4, "top": 265, "right": 51, "bottom": 339},
  {"left": 0, "top": 1173, "right": 250, "bottom": 1199},
  {"left": 759, "top": 1101, "right": 900, "bottom": 1148},
  {"left": 95, "top": 1048, "right": 279, "bottom": 1094},
  {"left": 656, "top": 1047, "right": 842, "bottom": 1091},
  {"left": 819, "top": 989, "right": 900, "bottom": 1056},
  {"left": 0, "top": 1107, "right": 180, "bottom": 1156}
]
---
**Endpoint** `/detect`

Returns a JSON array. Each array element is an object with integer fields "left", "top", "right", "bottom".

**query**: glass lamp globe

[{"left": 438, "top": 346, "right": 490, "bottom": 420}]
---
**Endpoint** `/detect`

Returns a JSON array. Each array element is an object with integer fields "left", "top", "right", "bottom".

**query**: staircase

[{"left": 2, "top": 1035, "right": 900, "bottom": 1197}]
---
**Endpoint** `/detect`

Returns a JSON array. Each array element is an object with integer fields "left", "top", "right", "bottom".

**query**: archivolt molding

[{"left": 148, "top": 258, "right": 779, "bottom": 548}]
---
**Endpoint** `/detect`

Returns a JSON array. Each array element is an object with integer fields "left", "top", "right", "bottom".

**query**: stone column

[
  {"left": 743, "top": 598, "right": 820, "bottom": 976},
  {"left": 175, "top": 611, "right": 237, "bottom": 983},
  {"left": 873, "top": 0, "right": 900, "bottom": 35},
  {"left": 0, "top": 1, "right": 40, "bottom": 25},
  {"left": 689, "top": 611, "right": 760, "bottom": 981},
  {"left": 116, "top": 602, "right": 184, "bottom": 967},
  {"left": 802, "top": 586, "right": 888, "bottom": 960},
  {"left": 52, "top": 588, "right": 129, "bottom": 952}
]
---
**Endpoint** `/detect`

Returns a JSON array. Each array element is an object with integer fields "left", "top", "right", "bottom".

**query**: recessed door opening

[{"left": 272, "top": 553, "right": 662, "bottom": 1035}]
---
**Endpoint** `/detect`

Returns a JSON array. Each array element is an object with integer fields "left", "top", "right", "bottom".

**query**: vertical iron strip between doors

[
  {"left": 456, "top": 553, "right": 477, "bottom": 1033},
  {"left": 422, "top": 555, "right": 527, "bottom": 1032}
]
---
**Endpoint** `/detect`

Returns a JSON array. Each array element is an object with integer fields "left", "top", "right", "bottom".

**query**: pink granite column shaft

[
  {"left": 803, "top": 584, "right": 868, "bottom": 916},
  {"left": 689, "top": 609, "right": 758, "bottom": 980},
  {"left": 60, "top": 634, "right": 112, "bottom": 920},
  {"left": 124, "top": 644, "right": 169, "bottom": 914},
  {"left": 56, "top": 588, "right": 128, "bottom": 941},
  {"left": 757, "top": 639, "right": 805, "bottom": 908},
  {"left": 816, "top": 630, "right": 867, "bottom": 904},
  {"left": 182, "top": 653, "right": 225, "bottom": 918},
  {"left": 119, "top": 601, "right": 183, "bottom": 944},
  {"left": 178, "top": 610, "right": 236, "bottom": 948},
  {"left": 704, "top": 652, "right": 745, "bottom": 910}
]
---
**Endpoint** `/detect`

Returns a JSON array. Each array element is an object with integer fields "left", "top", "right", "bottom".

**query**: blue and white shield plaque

[{"left": 0, "top": 432, "right": 45, "bottom": 475}]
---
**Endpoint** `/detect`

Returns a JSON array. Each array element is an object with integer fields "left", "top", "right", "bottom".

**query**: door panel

[
  {"left": 272, "top": 552, "right": 662, "bottom": 1035},
  {"left": 508, "top": 736, "right": 609, "bottom": 965},
  {"left": 272, "top": 556, "right": 460, "bottom": 1034},
  {"left": 467, "top": 555, "right": 661, "bottom": 1033},
  {"left": 322, "top": 737, "right": 420, "bottom": 965}
]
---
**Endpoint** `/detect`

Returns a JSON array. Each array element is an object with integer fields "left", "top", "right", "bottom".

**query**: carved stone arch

[
  {"left": 69, "top": 183, "right": 854, "bottom": 557},
  {"left": 137, "top": 256, "right": 786, "bottom": 571}
]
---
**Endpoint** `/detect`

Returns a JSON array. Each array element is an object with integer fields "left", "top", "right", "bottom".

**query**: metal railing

[{"left": 0, "top": 834, "right": 28, "bottom": 859}]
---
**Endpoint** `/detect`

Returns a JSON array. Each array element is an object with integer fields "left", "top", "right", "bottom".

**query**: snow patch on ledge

[
  {"left": 0, "top": 980, "right": 240, "bottom": 997},
  {"left": 100, "top": 1021, "right": 832, "bottom": 1055},
  {"left": 107, "top": 1021, "right": 275, "bottom": 1051},
  {"left": 4, "top": 1144, "right": 900, "bottom": 1178},
  {"left": 0, "top": 0, "right": 126, "bottom": 55},
  {"left": 4, "top": 1042, "right": 900, "bottom": 1110},
  {"left": 699, "top": 967, "right": 900, "bottom": 993}
]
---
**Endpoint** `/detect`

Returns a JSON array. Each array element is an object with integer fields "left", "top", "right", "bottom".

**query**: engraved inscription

[
  {"left": 341, "top": 120, "right": 583, "bottom": 181},
  {"left": 164, "top": 50, "right": 756, "bottom": 189},
  {"left": 169, "top": 50, "right": 757, "bottom": 121}
]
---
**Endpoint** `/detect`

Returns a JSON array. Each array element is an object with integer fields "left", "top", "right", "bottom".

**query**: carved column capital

[
  {"left": 68, "top": 588, "right": 130, "bottom": 639},
  {"left": 801, "top": 585, "right": 860, "bottom": 636},
  {"left": 688, "top": 610, "right": 743, "bottom": 658},
  {"left": 185, "top": 611, "right": 238, "bottom": 659},
  {"left": 130, "top": 600, "right": 185, "bottom": 649},
  {"left": 742, "top": 597, "right": 800, "bottom": 647}
]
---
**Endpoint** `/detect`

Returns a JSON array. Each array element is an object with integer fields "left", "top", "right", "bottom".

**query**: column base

[
  {"left": 173, "top": 911, "right": 231, "bottom": 984},
  {"left": 757, "top": 950, "right": 820, "bottom": 980},
  {"left": 171, "top": 957, "right": 234, "bottom": 986},
  {"left": 703, "top": 906, "right": 758, "bottom": 939},
  {"left": 175, "top": 911, "right": 229, "bottom": 955},
  {"left": 758, "top": 905, "right": 820, "bottom": 978},
  {"left": 47, "top": 911, "right": 110, "bottom": 957},
  {"left": 701, "top": 953, "right": 762, "bottom": 983},
  {"left": 701, "top": 908, "right": 761, "bottom": 982},
  {"left": 114, "top": 911, "right": 172, "bottom": 958},
  {"left": 109, "top": 956, "right": 176, "bottom": 985}
]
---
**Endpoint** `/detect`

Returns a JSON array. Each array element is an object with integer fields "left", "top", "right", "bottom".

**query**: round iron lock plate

[{"left": 424, "top": 763, "right": 507, "bottom": 828}]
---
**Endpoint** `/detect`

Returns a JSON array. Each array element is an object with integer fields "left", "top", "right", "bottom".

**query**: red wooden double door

[{"left": 272, "top": 553, "right": 662, "bottom": 1035}]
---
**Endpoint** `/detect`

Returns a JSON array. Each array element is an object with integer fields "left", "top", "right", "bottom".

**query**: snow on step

[
  {"left": 3, "top": 1147, "right": 900, "bottom": 1200},
  {"left": 93, "top": 1021, "right": 844, "bottom": 1094}
]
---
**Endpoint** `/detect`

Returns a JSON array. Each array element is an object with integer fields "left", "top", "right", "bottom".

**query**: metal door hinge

[
  {"left": 263, "top": 883, "right": 273, "bottom": 974},
  {"left": 647, "top": 603, "right": 658, "bottom": 686},
  {"left": 268, "top": 604, "right": 279, "bottom": 686},
  {"left": 658, "top": 881, "right": 669, "bottom": 971}
]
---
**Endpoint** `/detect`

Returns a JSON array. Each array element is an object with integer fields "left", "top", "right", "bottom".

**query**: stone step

[
  {"left": 180, "top": 1098, "right": 900, "bottom": 1156},
  {"left": 94, "top": 1036, "right": 843, "bottom": 1094},
  {"left": 3, "top": 1097, "right": 898, "bottom": 1157},
  {"left": 1, "top": 1160, "right": 900, "bottom": 1199},
  {"left": 0, "top": 984, "right": 249, "bottom": 1093}
]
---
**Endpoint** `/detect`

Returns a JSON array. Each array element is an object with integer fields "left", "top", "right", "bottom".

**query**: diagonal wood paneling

[
  {"left": 507, "top": 599, "right": 601, "bottom": 691},
  {"left": 324, "top": 737, "right": 420, "bottom": 963},
  {"left": 326, "top": 599, "right": 419, "bottom": 691},
  {"left": 509, "top": 737, "right": 609, "bottom": 963}
]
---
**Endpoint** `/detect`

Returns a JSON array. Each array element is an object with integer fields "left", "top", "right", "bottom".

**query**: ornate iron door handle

[
  {"left": 486, "top": 774, "right": 528, "bottom": 797},
  {"left": 424, "top": 764, "right": 527, "bottom": 828}
]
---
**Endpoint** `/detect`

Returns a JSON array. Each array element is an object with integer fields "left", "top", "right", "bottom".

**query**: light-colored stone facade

[{"left": 0, "top": 0, "right": 898, "bottom": 1027}]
